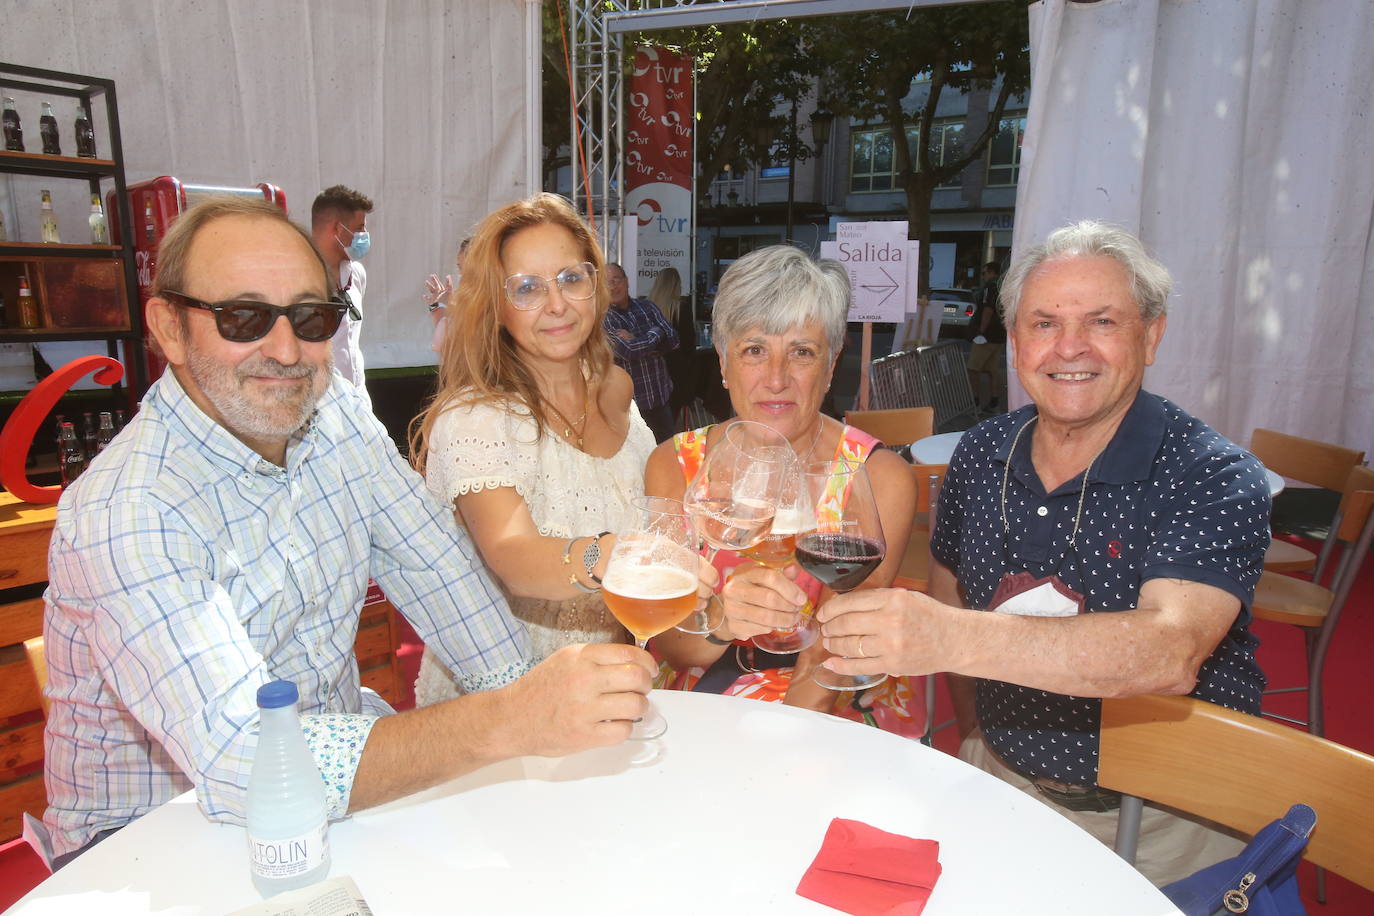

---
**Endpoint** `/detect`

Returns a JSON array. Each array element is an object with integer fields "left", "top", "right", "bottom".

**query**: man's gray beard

[{"left": 187, "top": 348, "right": 329, "bottom": 439}]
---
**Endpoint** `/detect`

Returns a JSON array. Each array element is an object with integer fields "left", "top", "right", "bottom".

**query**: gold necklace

[{"left": 546, "top": 385, "right": 591, "bottom": 449}]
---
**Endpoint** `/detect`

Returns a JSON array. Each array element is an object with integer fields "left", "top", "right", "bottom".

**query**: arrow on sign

[{"left": 860, "top": 266, "right": 900, "bottom": 309}]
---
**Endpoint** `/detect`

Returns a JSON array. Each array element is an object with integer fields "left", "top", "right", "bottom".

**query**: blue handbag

[{"left": 1161, "top": 803, "right": 1315, "bottom": 915}]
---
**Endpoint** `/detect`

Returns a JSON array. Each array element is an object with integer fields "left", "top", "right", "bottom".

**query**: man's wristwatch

[
  {"left": 582, "top": 531, "right": 611, "bottom": 585},
  {"left": 704, "top": 632, "right": 733, "bottom": 646}
]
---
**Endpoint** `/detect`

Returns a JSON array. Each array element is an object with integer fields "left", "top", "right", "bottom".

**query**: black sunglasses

[{"left": 162, "top": 290, "right": 350, "bottom": 343}]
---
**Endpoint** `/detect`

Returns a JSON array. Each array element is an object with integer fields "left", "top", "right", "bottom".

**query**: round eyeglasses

[
  {"left": 503, "top": 261, "right": 597, "bottom": 310},
  {"left": 161, "top": 290, "right": 350, "bottom": 343}
]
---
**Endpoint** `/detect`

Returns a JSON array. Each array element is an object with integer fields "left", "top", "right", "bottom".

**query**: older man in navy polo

[{"left": 816, "top": 221, "right": 1269, "bottom": 885}]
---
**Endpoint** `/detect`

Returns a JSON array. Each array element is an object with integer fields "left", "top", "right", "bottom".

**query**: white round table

[
  {"left": 12, "top": 691, "right": 1179, "bottom": 915},
  {"left": 912, "top": 431, "right": 965, "bottom": 464}
]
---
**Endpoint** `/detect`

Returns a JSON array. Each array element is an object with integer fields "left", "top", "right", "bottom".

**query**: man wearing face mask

[{"left": 310, "top": 185, "right": 373, "bottom": 403}]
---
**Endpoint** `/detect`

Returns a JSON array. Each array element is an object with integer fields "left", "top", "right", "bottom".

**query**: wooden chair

[
  {"left": 1250, "top": 465, "right": 1374, "bottom": 738},
  {"left": 843, "top": 406, "right": 934, "bottom": 447},
  {"left": 1099, "top": 694, "right": 1374, "bottom": 894},
  {"left": 1250, "top": 428, "right": 1365, "bottom": 573},
  {"left": 23, "top": 636, "right": 49, "bottom": 718}
]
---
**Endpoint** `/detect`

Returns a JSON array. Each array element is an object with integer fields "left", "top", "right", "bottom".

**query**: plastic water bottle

[{"left": 246, "top": 680, "right": 330, "bottom": 897}]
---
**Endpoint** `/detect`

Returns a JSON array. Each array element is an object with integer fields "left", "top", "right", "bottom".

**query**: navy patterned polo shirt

[{"left": 931, "top": 390, "right": 1270, "bottom": 786}]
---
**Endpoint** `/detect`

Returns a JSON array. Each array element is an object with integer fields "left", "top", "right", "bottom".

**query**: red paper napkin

[{"left": 796, "top": 817, "right": 942, "bottom": 916}]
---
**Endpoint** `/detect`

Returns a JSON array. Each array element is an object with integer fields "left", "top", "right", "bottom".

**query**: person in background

[
  {"left": 426, "top": 236, "right": 470, "bottom": 353},
  {"left": 41, "top": 196, "right": 655, "bottom": 868},
  {"left": 648, "top": 267, "right": 699, "bottom": 429},
  {"left": 645, "top": 246, "right": 920, "bottom": 736},
  {"left": 409, "top": 193, "right": 715, "bottom": 705},
  {"left": 603, "top": 262, "right": 679, "bottom": 443},
  {"left": 817, "top": 221, "right": 1270, "bottom": 884},
  {"left": 967, "top": 261, "right": 1006, "bottom": 412},
  {"left": 310, "top": 184, "right": 372, "bottom": 403}
]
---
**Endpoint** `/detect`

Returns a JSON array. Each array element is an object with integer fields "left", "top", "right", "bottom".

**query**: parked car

[{"left": 931, "top": 288, "right": 977, "bottom": 329}]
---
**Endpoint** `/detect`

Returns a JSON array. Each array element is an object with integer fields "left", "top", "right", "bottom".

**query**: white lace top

[{"left": 414, "top": 394, "right": 656, "bottom": 706}]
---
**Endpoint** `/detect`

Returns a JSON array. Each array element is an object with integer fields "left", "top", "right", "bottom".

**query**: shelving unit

[{"left": 0, "top": 62, "right": 147, "bottom": 394}]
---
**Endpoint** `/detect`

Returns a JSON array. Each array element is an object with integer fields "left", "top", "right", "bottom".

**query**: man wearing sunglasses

[
  {"left": 310, "top": 184, "right": 373, "bottom": 405},
  {"left": 39, "top": 196, "right": 658, "bottom": 868},
  {"left": 603, "top": 262, "right": 680, "bottom": 442}
]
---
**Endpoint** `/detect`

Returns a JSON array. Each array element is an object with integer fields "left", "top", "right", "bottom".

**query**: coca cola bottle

[
  {"left": 2, "top": 97, "right": 23, "bottom": 151},
  {"left": 39, "top": 101, "right": 60, "bottom": 155},
  {"left": 58, "top": 422, "right": 86, "bottom": 487},
  {"left": 95, "top": 412, "right": 116, "bottom": 454},
  {"left": 82, "top": 412, "right": 97, "bottom": 458},
  {"left": 74, "top": 104, "right": 97, "bottom": 158}
]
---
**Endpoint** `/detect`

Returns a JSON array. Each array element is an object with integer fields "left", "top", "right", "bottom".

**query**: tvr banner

[{"left": 625, "top": 46, "right": 693, "bottom": 297}]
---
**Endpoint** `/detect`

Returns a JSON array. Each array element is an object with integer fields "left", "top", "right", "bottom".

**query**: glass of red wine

[{"left": 794, "top": 457, "right": 889, "bottom": 691}]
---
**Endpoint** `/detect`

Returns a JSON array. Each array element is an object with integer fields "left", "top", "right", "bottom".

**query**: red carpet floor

[{"left": 3, "top": 536, "right": 1369, "bottom": 912}]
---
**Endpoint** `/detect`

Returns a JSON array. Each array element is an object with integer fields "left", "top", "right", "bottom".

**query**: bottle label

[{"left": 247, "top": 823, "right": 329, "bottom": 879}]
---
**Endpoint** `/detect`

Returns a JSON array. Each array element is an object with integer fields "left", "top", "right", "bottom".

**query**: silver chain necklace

[{"left": 1000, "top": 415, "right": 1099, "bottom": 549}]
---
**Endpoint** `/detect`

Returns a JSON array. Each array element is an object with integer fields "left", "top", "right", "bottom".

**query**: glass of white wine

[{"left": 678, "top": 421, "right": 791, "bottom": 634}]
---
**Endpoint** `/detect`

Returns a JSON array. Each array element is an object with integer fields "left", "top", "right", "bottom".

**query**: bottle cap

[{"left": 256, "top": 679, "right": 299, "bottom": 709}]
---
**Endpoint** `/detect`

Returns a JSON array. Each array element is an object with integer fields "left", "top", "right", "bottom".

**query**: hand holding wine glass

[
  {"left": 678, "top": 421, "right": 791, "bottom": 634},
  {"left": 744, "top": 455, "right": 817, "bottom": 654},
  {"left": 794, "top": 458, "right": 889, "bottom": 691}
]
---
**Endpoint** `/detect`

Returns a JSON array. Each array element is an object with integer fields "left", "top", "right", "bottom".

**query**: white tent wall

[
  {"left": 1015, "top": 0, "right": 1374, "bottom": 456},
  {"left": 0, "top": 0, "right": 539, "bottom": 378}
]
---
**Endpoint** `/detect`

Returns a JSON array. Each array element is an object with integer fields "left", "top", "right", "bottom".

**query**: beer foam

[{"left": 603, "top": 564, "right": 696, "bottom": 600}]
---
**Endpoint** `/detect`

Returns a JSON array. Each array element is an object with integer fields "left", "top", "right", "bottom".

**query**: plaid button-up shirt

[
  {"left": 604, "top": 296, "right": 679, "bottom": 410},
  {"left": 42, "top": 370, "right": 531, "bottom": 857}
]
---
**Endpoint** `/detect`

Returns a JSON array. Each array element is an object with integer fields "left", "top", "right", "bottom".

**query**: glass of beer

[
  {"left": 602, "top": 496, "right": 702, "bottom": 740},
  {"left": 744, "top": 458, "right": 818, "bottom": 654}
]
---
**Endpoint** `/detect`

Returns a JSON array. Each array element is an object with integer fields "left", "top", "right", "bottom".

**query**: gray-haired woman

[{"left": 644, "top": 245, "right": 922, "bottom": 734}]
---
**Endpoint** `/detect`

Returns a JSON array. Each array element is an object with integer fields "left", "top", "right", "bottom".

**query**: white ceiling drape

[
  {"left": 0, "top": 0, "right": 538, "bottom": 379},
  {"left": 1014, "top": 0, "right": 1374, "bottom": 455}
]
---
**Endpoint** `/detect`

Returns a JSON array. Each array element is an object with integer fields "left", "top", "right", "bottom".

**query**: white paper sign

[{"left": 820, "top": 221, "right": 914, "bottom": 323}]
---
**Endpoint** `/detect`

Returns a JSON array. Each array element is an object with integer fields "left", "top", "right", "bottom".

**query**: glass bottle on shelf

[
  {"left": 2, "top": 97, "right": 22, "bottom": 151},
  {"left": 96, "top": 411, "right": 116, "bottom": 454},
  {"left": 82, "top": 412, "right": 97, "bottom": 458},
  {"left": 115, "top": 408, "right": 127, "bottom": 430},
  {"left": 59, "top": 421, "right": 86, "bottom": 487},
  {"left": 54, "top": 413, "right": 66, "bottom": 455},
  {"left": 39, "top": 189, "right": 61, "bottom": 243},
  {"left": 89, "top": 194, "right": 108, "bottom": 244},
  {"left": 17, "top": 275, "right": 39, "bottom": 329},
  {"left": 74, "top": 104, "right": 97, "bottom": 158},
  {"left": 39, "top": 101, "right": 61, "bottom": 155}
]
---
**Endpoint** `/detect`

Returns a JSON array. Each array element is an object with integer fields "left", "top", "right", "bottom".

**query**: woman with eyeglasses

[{"left": 409, "top": 193, "right": 706, "bottom": 706}]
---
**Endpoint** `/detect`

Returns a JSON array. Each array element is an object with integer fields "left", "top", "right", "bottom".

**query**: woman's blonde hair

[
  {"left": 648, "top": 266, "right": 682, "bottom": 323},
  {"left": 410, "top": 193, "right": 613, "bottom": 473}
]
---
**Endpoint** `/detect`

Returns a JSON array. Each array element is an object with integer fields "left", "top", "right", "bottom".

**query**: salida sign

[
  {"left": 820, "top": 221, "right": 917, "bottom": 323},
  {"left": 625, "top": 46, "right": 693, "bottom": 295}
]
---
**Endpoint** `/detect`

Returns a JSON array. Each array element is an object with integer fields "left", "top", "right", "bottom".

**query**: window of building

[
  {"left": 849, "top": 120, "right": 966, "bottom": 193},
  {"left": 987, "top": 116, "right": 1026, "bottom": 186}
]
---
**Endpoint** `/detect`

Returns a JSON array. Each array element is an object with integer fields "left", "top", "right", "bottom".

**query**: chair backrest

[
  {"left": 844, "top": 406, "right": 935, "bottom": 446},
  {"left": 1098, "top": 694, "right": 1374, "bottom": 891},
  {"left": 1249, "top": 428, "right": 1365, "bottom": 492},
  {"left": 23, "top": 635, "right": 48, "bottom": 718}
]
